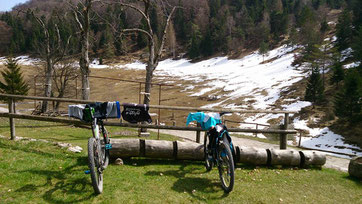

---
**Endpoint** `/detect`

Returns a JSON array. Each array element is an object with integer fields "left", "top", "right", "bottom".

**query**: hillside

[{"left": 0, "top": 0, "right": 361, "bottom": 157}]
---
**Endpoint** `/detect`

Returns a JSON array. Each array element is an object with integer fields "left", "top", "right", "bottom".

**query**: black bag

[{"left": 121, "top": 103, "right": 152, "bottom": 124}]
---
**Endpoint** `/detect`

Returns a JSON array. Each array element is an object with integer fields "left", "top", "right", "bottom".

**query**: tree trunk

[
  {"left": 80, "top": 66, "right": 90, "bottom": 100},
  {"left": 79, "top": 1, "right": 90, "bottom": 100},
  {"left": 143, "top": 65, "right": 154, "bottom": 105},
  {"left": 80, "top": 31, "right": 90, "bottom": 100},
  {"left": 41, "top": 58, "right": 53, "bottom": 113}
]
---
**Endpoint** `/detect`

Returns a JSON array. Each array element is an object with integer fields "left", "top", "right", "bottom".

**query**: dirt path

[{"left": 152, "top": 129, "right": 351, "bottom": 172}]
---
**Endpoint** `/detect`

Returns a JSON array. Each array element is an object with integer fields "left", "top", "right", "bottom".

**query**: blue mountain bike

[{"left": 204, "top": 123, "right": 235, "bottom": 193}]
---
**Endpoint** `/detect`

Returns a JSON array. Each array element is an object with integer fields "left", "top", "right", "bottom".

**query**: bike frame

[{"left": 91, "top": 118, "right": 100, "bottom": 140}]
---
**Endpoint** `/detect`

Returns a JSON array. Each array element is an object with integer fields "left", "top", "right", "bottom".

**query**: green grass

[{"left": 0, "top": 119, "right": 361, "bottom": 203}]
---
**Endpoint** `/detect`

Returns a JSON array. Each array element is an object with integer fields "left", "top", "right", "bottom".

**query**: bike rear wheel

[
  {"left": 88, "top": 137, "right": 103, "bottom": 194},
  {"left": 204, "top": 133, "right": 213, "bottom": 171},
  {"left": 217, "top": 137, "right": 235, "bottom": 193}
]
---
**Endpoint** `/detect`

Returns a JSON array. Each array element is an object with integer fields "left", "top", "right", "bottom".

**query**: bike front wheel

[
  {"left": 88, "top": 137, "right": 104, "bottom": 194},
  {"left": 217, "top": 137, "right": 235, "bottom": 193},
  {"left": 101, "top": 127, "right": 110, "bottom": 169}
]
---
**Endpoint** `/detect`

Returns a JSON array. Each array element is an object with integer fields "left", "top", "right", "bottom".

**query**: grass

[{"left": 0, "top": 119, "right": 361, "bottom": 203}]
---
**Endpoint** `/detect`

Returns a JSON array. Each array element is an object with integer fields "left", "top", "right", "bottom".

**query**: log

[
  {"left": 269, "top": 149, "right": 300, "bottom": 166},
  {"left": 110, "top": 139, "right": 140, "bottom": 158},
  {"left": 237, "top": 146, "right": 268, "bottom": 165},
  {"left": 348, "top": 157, "right": 362, "bottom": 179},
  {"left": 145, "top": 140, "right": 174, "bottom": 159},
  {"left": 176, "top": 141, "right": 204, "bottom": 160},
  {"left": 300, "top": 151, "right": 326, "bottom": 167},
  {"left": 108, "top": 139, "right": 327, "bottom": 168}
]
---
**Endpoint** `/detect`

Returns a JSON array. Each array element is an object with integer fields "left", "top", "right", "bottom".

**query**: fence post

[
  {"left": 8, "top": 98, "right": 15, "bottom": 140},
  {"left": 255, "top": 124, "right": 259, "bottom": 137},
  {"left": 196, "top": 123, "right": 201, "bottom": 143},
  {"left": 157, "top": 85, "right": 161, "bottom": 140},
  {"left": 75, "top": 76, "right": 78, "bottom": 99},
  {"left": 280, "top": 113, "right": 289, "bottom": 149}
]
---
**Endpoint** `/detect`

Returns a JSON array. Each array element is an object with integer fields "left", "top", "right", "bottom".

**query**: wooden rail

[
  {"left": 0, "top": 93, "right": 297, "bottom": 114},
  {"left": 0, "top": 94, "right": 297, "bottom": 149}
]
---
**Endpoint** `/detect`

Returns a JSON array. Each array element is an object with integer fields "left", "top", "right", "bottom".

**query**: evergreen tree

[
  {"left": 270, "top": 11, "right": 288, "bottom": 40},
  {"left": 305, "top": 65, "right": 325, "bottom": 106},
  {"left": 259, "top": 40, "right": 269, "bottom": 61},
  {"left": 334, "top": 69, "right": 362, "bottom": 122},
  {"left": 188, "top": 24, "right": 202, "bottom": 59},
  {"left": 352, "top": 26, "right": 362, "bottom": 65},
  {"left": 288, "top": 27, "right": 299, "bottom": 48},
  {"left": 173, "top": 0, "right": 187, "bottom": 42},
  {"left": 137, "top": 19, "right": 148, "bottom": 49},
  {"left": 336, "top": 9, "right": 353, "bottom": 51},
  {"left": 0, "top": 58, "right": 29, "bottom": 102},
  {"left": 330, "top": 62, "right": 345, "bottom": 87},
  {"left": 351, "top": 0, "right": 362, "bottom": 30},
  {"left": 320, "top": 20, "right": 329, "bottom": 34}
]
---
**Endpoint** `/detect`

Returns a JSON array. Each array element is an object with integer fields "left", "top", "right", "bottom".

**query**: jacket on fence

[
  {"left": 186, "top": 112, "right": 221, "bottom": 130},
  {"left": 121, "top": 103, "right": 152, "bottom": 124},
  {"left": 68, "top": 101, "right": 120, "bottom": 121}
]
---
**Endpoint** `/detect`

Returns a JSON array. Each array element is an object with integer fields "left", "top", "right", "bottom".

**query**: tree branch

[
  {"left": 153, "top": 6, "right": 179, "bottom": 67},
  {"left": 122, "top": 28, "right": 153, "bottom": 40}
]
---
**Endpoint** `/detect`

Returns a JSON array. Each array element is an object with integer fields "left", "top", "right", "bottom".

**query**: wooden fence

[{"left": 0, "top": 93, "right": 297, "bottom": 149}]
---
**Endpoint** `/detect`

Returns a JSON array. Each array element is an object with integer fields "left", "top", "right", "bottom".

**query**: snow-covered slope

[{"left": 118, "top": 45, "right": 361, "bottom": 157}]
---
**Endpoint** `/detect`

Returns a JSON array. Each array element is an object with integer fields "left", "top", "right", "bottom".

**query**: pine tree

[
  {"left": 288, "top": 27, "right": 299, "bottom": 48},
  {"left": 352, "top": 26, "right": 362, "bottom": 65},
  {"left": 305, "top": 65, "right": 325, "bottom": 106},
  {"left": 336, "top": 9, "right": 353, "bottom": 51},
  {"left": 320, "top": 20, "right": 329, "bottom": 34},
  {"left": 0, "top": 58, "right": 29, "bottom": 102},
  {"left": 259, "top": 40, "right": 269, "bottom": 61},
  {"left": 330, "top": 62, "right": 344, "bottom": 88},
  {"left": 188, "top": 23, "right": 202, "bottom": 59},
  {"left": 334, "top": 69, "right": 362, "bottom": 122},
  {"left": 137, "top": 19, "right": 148, "bottom": 49}
]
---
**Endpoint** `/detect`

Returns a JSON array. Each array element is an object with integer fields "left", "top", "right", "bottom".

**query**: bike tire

[
  {"left": 101, "top": 127, "right": 110, "bottom": 168},
  {"left": 88, "top": 137, "right": 103, "bottom": 194},
  {"left": 204, "top": 133, "right": 213, "bottom": 171},
  {"left": 217, "top": 137, "right": 235, "bottom": 193}
]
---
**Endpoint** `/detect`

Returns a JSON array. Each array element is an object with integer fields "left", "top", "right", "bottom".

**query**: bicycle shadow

[
  {"left": 15, "top": 157, "right": 95, "bottom": 203},
  {"left": 144, "top": 161, "right": 230, "bottom": 201}
]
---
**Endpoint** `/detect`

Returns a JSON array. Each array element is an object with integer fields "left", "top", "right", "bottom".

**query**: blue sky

[{"left": 0, "top": 0, "right": 29, "bottom": 12}]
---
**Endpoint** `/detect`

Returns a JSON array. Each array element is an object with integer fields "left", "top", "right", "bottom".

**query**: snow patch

[{"left": 344, "top": 62, "right": 360, "bottom": 69}]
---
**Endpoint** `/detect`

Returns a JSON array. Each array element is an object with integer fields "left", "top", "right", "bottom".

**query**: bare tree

[
  {"left": 117, "top": 0, "right": 180, "bottom": 105},
  {"left": 166, "top": 21, "right": 176, "bottom": 58},
  {"left": 31, "top": 11, "right": 71, "bottom": 113},
  {"left": 53, "top": 62, "right": 78, "bottom": 112},
  {"left": 72, "top": 0, "right": 93, "bottom": 100}
]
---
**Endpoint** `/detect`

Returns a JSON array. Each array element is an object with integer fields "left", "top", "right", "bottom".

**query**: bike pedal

[
  {"left": 84, "top": 170, "right": 91, "bottom": 174},
  {"left": 105, "top": 144, "right": 112, "bottom": 150}
]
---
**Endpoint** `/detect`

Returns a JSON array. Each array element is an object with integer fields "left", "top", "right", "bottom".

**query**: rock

[
  {"left": 114, "top": 158, "right": 124, "bottom": 165},
  {"left": 348, "top": 157, "right": 362, "bottom": 179},
  {"left": 68, "top": 146, "right": 83, "bottom": 153}
]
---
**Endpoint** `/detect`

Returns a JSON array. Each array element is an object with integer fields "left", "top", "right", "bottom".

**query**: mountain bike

[
  {"left": 69, "top": 102, "right": 118, "bottom": 194},
  {"left": 86, "top": 117, "right": 111, "bottom": 194},
  {"left": 204, "top": 123, "right": 235, "bottom": 193}
]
